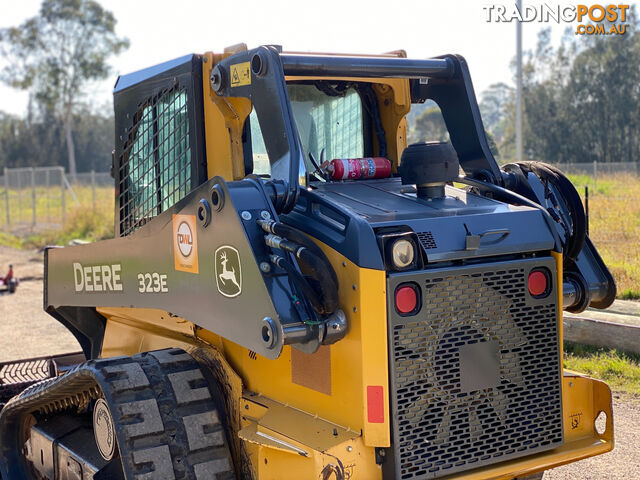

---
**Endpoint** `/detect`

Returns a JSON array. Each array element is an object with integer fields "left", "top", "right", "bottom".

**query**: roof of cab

[{"left": 113, "top": 54, "right": 195, "bottom": 93}]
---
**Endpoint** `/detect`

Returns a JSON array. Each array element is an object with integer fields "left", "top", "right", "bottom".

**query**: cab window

[
  {"left": 122, "top": 88, "right": 191, "bottom": 234},
  {"left": 249, "top": 83, "right": 365, "bottom": 176}
]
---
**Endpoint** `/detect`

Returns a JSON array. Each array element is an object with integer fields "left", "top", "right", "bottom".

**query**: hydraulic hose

[
  {"left": 271, "top": 222, "right": 339, "bottom": 287},
  {"left": 261, "top": 220, "right": 339, "bottom": 315},
  {"left": 295, "top": 247, "right": 339, "bottom": 315},
  {"left": 271, "top": 255, "right": 326, "bottom": 314}
]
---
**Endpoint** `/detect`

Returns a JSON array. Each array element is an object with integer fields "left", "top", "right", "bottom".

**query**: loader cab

[
  {"left": 113, "top": 54, "right": 208, "bottom": 237},
  {"left": 112, "top": 50, "right": 412, "bottom": 236},
  {"left": 112, "top": 46, "right": 614, "bottom": 313}
]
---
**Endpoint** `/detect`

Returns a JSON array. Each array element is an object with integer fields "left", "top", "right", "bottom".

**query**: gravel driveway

[{"left": 0, "top": 246, "right": 637, "bottom": 478}]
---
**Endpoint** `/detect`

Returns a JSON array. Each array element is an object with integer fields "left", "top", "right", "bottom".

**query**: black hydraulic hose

[
  {"left": 273, "top": 256, "right": 326, "bottom": 314},
  {"left": 296, "top": 248, "right": 339, "bottom": 315},
  {"left": 268, "top": 222, "right": 339, "bottom": 287},
  {"left": 262, "top": 220, "right": 339, "bottom": 315}
]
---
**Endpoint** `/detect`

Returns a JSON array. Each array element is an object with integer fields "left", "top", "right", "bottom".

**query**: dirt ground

[
  {"left": 0, "top": 245, "right": 638, "bottom": 478},
  {"left": 0, "top": 246, "right": 80, "bottom": 362}
]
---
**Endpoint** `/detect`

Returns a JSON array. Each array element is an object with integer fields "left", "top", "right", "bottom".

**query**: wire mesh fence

[
  {"left": 0, "top": 167, "right": 112, "bottom": 229},
  {"left": 0, "top": 161, "right": 637, "bottom": 237},
  {"left": 555, "top": 161, "right": 640, "bottom": 179}
]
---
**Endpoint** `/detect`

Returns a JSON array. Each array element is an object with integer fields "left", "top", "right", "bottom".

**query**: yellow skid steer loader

[{"left": 0, "top": 44, "right": 616, "bottom": 480}]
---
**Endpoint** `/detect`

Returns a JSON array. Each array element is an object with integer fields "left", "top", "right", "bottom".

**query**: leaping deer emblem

[{"left": 217, "top": 249, "right": 241, "bottom": 296}]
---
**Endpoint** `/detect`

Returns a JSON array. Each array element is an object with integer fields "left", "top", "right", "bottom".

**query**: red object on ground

[
  {"left": 395, "top": 285, "right": 418, "bottom": 314},
  {"left": 327, "top": 157, "right": 391, "bottom": 180},
  {"left": 528, "top": 270, "right": 548, "bottom": 296}
]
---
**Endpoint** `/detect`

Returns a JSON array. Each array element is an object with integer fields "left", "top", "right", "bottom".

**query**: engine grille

[{"left": 387, "top": 258, "right": 563, "bottom": 479}]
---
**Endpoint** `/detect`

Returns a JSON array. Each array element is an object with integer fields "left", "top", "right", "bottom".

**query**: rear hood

[{"left": 283, "top": 178, "right": 556, "bottom": 269}]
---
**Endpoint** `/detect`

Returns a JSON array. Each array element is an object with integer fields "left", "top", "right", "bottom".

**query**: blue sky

[{"left": 1, "top": 0, "right": 638, "bottom": 115}]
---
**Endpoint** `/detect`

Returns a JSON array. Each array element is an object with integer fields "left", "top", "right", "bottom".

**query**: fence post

[
  {"left": 45, "top": 168, "right": 50, "bottom": 223},
  {"left": 3, "top": 168, "right": 9, "bottom": 225},
  {"left": 585, "top": 186, "right": 589, "bottom": 236},
  {"left": 60, "top": 167, "right": 66, "bottom": 224},
  {"left": 31, "top": 167, "right": 36, "bottom": 225},
  {"left": 91, "top": 169, "right": 96, "bottom": 210},
  {"left": 17, "top": 170, "right": 21, "bottom": 223}
]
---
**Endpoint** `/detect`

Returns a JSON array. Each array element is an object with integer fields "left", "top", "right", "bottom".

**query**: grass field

[
  {"left": 567, "top": 174, "right": 640, "bottom": 299},
  {"left": 565, "top": 342, "right": 640, "bottom": 395},
  {"left": 0, "top": 185, "right": 114, "bottom": 247},
  {"left": 0, "top": 185, "right": 113, "bottom": 228}
]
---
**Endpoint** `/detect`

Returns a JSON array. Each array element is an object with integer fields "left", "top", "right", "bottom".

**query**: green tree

[
  {"left": 410, "top": 102, "right": 449, "bottom": 143},
  {"left": 0, "top": 0, "right": 128, "bottom": 178},
  {"left": 479, "top": 82, "right": 513, "bottom": 145},
  {"left": 486, "top": 11, "right": 640, "bottom": 165},
  {"left": 564, "top": 14, "right": 640, "bottom": 164}
]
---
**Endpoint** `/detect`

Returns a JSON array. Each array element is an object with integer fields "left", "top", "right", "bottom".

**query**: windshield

[{"left": 250, "top": 83, "right": 365, "bottom": 176}]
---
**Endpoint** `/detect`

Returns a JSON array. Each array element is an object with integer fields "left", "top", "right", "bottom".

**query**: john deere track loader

[{"left": 0, "top": 44, "right": 617, "bottom": 480}]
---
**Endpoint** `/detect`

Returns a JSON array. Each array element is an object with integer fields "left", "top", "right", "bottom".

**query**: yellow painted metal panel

[
  {"left": 201, "top": 53, "right": 252, "bottom": 181},
  {"left": 222, "top": 245, "right": 390, "bottom": 447},
  {"left": 251, "top": 437, "right": 382, "bottom": 480},
  {"left": 552, "top": 251, "right": 564, "bottom": 361},
  {"left": 98, "top": 307, "right": 198, "bottom": 358}
]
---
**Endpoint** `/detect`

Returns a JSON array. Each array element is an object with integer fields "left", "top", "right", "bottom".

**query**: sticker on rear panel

[
  {"left": 230, "top": 61, "right": 251, "bottom": 87},
  {"left": 173, "top": 214, "right": 199, "bottom": 273},
  {"left": 214, "top": 246, "right": 242, "bottom": 297}
]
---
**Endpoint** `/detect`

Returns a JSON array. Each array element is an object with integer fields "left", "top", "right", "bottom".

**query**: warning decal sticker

[{"left": 230, "top": 61, "right": 251, "bottom": 87}]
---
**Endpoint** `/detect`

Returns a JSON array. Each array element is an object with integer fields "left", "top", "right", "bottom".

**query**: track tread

[
  {"left": 0, "top": 348, "right": 236, "bottom": 480},
  {"left": 98, "top": 349, "right": 236, "bottom": 480}
]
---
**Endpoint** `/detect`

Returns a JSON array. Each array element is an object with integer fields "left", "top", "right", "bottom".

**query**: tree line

[
  {"left": 2, "top": 1, "right": 638, "bottom": 175},
  {"left": 0, "top": 0, "right": 128, "bottom": 177},
  {"left": 410, "top": 8, "right": 639, "bottom": 165},
  {"left": 0, "top": 101, "right": 113, "bottom": 173}
]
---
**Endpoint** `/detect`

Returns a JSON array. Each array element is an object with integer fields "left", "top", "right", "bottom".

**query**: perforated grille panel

[
  {"left": 387, "top": 258, "right": 563, "bottom": 479},
  {"left": 417, "top": 231, "right": 437, "bottom": 250},
  {"left": 118, "top": 87, "right": 192, "bottom": 236}
]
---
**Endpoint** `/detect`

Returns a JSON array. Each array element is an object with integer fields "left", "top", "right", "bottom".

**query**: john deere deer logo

[{"left": 215, "top": 246, "right": 242, "bottom": 297}]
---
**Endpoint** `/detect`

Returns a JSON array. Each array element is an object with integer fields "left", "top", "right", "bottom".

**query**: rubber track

[
  {"left": 0, "top": 358, "right": 56, "bottom": 404},
  {"left": 0, "top": 348, "right": 236, "bottom": 480}
]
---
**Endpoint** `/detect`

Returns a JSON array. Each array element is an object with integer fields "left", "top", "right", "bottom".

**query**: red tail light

[
  {"left": 395, "top": 284, "right": 420, "bottom": 315},
  {"left": 528, "top": 269, "right": 550, "bottom": 297}
]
